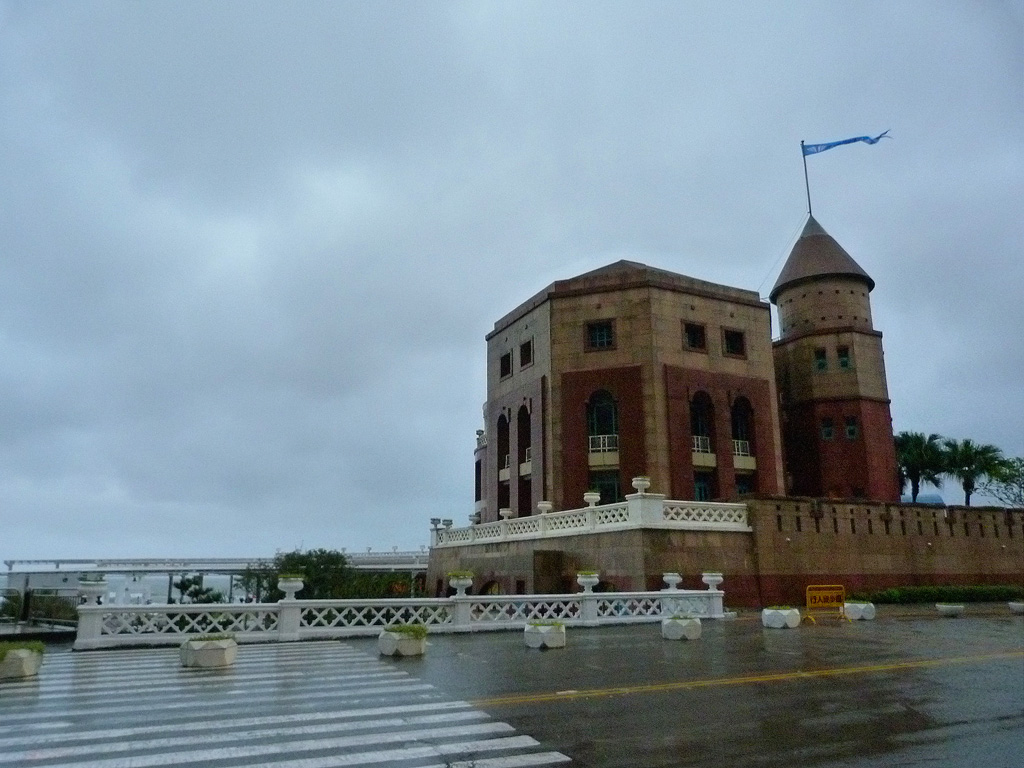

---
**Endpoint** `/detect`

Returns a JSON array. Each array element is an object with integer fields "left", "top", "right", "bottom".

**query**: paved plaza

[{"left": 1, "top": 609, "right": 1022, "bottom": 767}]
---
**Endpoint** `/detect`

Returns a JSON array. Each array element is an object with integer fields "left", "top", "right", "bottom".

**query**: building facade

[{"left": 474, "top": 216, "right": 899, "bottom": 524}]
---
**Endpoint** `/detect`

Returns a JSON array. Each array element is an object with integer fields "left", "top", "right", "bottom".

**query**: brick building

[{"left": 473, "top": 215, "right": 898, "bottom": 525}]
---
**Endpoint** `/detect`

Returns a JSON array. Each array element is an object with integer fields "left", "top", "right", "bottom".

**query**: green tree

[
  {"left": 977, "top": 456, "right": 1024, "bottom": 508},
  {"left": 238, "top": 549, "right": 415, "bottom": 601},
  {"left": 894, "top": 432, "right": 945, "bottom": 502},
  {"left": 942, "top": 438, "right": 1005, "bottom": 507},
  {"left": 172, "top": 574, "right": 225, "bottom": 604}
]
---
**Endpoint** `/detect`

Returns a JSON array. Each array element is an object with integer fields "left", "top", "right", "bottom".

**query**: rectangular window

[
  {"left": 499, "top": 352, "right": 512, "bottom": 378},
  {"left": 837, "top": 345, "right": 852, "bottom": 370},
  {"left": 845, "top": 416, "right": 859, "bottom": 440},
  {"left": 694, "top": 472, "right": 714, "bottom": 501},
  {"left": 814, "top": 348, "right": 827, "bottom": 371},
  {"left": 588, "top": 470, "right": 622, "bottom": 504},
  {"left": 519, "top": 338, "right": 534, "bottom": 368},
  {"left": 723, "top": 329, "right": 746, "bottom": 357},
  {"left": 586, "top": 320, "right": 615, "bottom": 351},
  {"left": 821, "top": 418, "right": 834, "bottom": 440},
  {"left": 683, "top": 322, "right": 707, "bottom": 351},
  {"left": 474, "top": 460, "right": 482, "bottom": 502}
]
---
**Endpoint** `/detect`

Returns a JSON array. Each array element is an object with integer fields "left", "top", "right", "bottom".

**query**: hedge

[{"left": 848, "top": 585, "right": 1024, "bottom": 604}]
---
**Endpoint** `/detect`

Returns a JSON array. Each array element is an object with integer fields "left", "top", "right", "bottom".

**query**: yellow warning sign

[{"left": 805, "top": 584, "right": 847, "bottom": 622}]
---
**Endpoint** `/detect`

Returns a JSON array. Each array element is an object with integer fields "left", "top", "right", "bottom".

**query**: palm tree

[
  {"left": 942, "top": 438, "right": 1005, "bottom": 506},
  {"left": 894, "top": 432, "right": 945, "bottom": 502}
]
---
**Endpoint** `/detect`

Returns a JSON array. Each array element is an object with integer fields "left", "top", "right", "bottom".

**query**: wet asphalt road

[{"left": 355, "top": 609, "right": 1024, "bottom": 767}]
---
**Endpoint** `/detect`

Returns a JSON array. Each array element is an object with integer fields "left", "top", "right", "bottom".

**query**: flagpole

[{"left": 800, "top": 140, "right": 812, "bottom": 216}]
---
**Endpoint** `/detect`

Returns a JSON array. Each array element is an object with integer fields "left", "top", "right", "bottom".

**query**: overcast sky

[{"left": 1, "top": 1, "right": 1021, "bottom": 563}]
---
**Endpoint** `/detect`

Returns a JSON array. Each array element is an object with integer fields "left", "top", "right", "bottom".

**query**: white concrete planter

[
  {"left": 583, "top": 491, "right": 601, "bottom": 507},
  {"left": 1008, "top": 602, "right": 1024, "bottom": 615},
  {"left": 277, "top": 577, "right": 304, "bottom": 600},
  {"left": 631, "top": 476, "right": 652, "bottom": 493},
  {"left": 576, "top": 573, "right": 600, "bottom": 592},
  {"left": 844, "top": 602, "right": 876, "bottom": 621},
  {"left": 936, "top": 603, "right": 965, "bottom": 618},
  {"left": 179, "top": 638, "right": 238, "bottom": 668},
  {"left": 662, "top": 573, "right": 682, "bottom": 590},
  {"left": 661, "top": 617, "right": 701, "bottom": 640},
  {"left": 761, "top": 608, "right": 802, "bottom": 629},
  {"left": 701, "top": 572, "right": 724, "bottom": 590},
  {"left": 0, "top": 649, "right": 43, "bottom": 680},
  {"left": 524, "top": 623, "right": 566, "bottom": 649},
  {"left": 377, "top": 630, "right": 426, "bottom": 657},
  {"left": 448, "top": 577, "right": 473, "bottom": 596}
]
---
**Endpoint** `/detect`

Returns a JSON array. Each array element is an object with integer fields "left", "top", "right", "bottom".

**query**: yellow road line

[{"left": 470, "top": 649, "right": 1024, "bottom": 708}]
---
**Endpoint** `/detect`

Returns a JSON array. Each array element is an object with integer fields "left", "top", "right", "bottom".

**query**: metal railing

[
  {"left": 692, "top": 435, "right": 712, "bottom": 453},
  {"left": 732, "top": 439, "right": 751, "bottom": 456},
  {"left": 588, "top": 434, "right": 619, "bottom": 452}
]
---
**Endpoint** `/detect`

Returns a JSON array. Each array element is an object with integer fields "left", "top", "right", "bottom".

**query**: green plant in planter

[
  {"left": 577, "top": 570, "right": 599, "bottom": 576},
  {"left": 383, "top": 623, "right": 428, "bottom": 639},
  {"left": 0, "top": 641, "right": 45, "bottom": 663},
  {"left": 447, "top": 571, "right": 474, "bottom": 579},
  {"left": 277, "top": 573, "right": 305, "bottom": 580},
  {"left": 187, "top": 633, "right": 235, "bottom": 643},
  {"left": 526, "top": 620, "right": 564, "bottom": 627}
]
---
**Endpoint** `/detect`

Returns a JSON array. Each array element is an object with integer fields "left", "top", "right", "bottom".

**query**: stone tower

[{"left": 770, "top": 216, "right": 900, "bottom": 501}]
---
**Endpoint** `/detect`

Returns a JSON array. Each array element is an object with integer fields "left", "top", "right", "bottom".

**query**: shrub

[
  {"left": 848, "top": 585, "right": 1024, "bottom": 604},
  {"left": 0, "top": 641, "right": 45, "bottom": 663},
  {"left": 383, "top": 624, "right": 428, "bottom": 639}
]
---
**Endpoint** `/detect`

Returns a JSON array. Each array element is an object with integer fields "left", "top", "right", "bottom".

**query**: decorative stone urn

[
  {"left": 761, "top": 607, "right": 802, "bottom": 629},
  {"left": 662, "top": 573, "right": 682, "bottom": 591},
  {"left": 524, "top": 622, "right": 566, "bottom": 649},
  {"left": 377, "top": 627, "right": 426, "bottom": 657},
  {"left": 583, "top": 491, "right": 601, "bottom": 507},
  {"left": 536, "top": 501, "right": 554, "bottom": 514},
  {"left": 1008, "top": 601, "right": 1024, "bottom": 615},
  {"left": 631, "top": 476, "right": 652, "bottom": 494},
  {"left": 448, "top": 574, "right": 474, "bottom": 596},
  {"left": 0, "top": 647, "right": 43, "bottom": 680},
  {"left": 661, "top": 616, "right": 702, "bottom": 641},
  {"left": 701, "top": 572, "right": 724, "bottom": 590},
  {"left": 78, "top": 577, "right": 108, "bottom": 605},
  {"left": 277, "top": 576, "right": 304, "bottom": 600},
  {"left": 936, "top": 603, "right": 965, "bottom": 617},
  {"left": 499, "top": 508, "right": 514, "bottom": 520},
  {"left": 179, "top": 637, "right": 237, "bottom": 668},
  {"left": 576, "top": 572, "right": 600, "bottom": 592},
  {"left": 844, "top": 602, "right": 876, "bottom": 620}
]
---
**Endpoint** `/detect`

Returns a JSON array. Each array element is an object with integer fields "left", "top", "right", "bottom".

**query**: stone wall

[{"left": 427, "top": 498, "right": 1024, "bottom": 608}]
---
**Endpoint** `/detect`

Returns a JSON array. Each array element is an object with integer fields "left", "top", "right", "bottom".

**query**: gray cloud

[{"left": 1, "top": 1, "right": 1021, "bottom": 559}]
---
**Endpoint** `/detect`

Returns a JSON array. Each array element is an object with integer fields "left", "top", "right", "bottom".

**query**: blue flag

[{"left": 802, "top": 131, "right": 890, "bottom": 156}]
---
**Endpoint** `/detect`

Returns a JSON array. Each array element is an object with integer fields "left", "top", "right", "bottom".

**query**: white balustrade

[
  {"left": 434, "top": 497, "right": 749, "bottom": 547},
  {"left": 732, "top": 439, "right": 751, "bottom": 456},
  {"left": 74, "top": 586, "right": 726, "bottom": 650},
  {"left": 588, "top": 434, "right": 619, "bottom": 452}
]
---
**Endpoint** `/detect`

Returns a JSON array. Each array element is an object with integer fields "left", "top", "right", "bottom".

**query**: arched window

[
  {"left": 586, "top": 390, "right": 618, "bottom": 453},
  {"left": 517, "top": 405, "right": 531, "bottom": 463},
  {"left": 731, "top": 397, "right": 755, "bottom": 456},
  {"left": 496, "top": 414, "right": 510, "bottom": 510},
  {"left": 690, "top": 391, "right": 714, "bottom": 453},
  {"left": 517, "top": 405, "right": 532, "bottom": 516}
]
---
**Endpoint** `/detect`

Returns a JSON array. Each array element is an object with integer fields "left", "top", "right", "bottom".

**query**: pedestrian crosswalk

[{"left": 0, "top": 641, "right": 570, "bottom": 767}]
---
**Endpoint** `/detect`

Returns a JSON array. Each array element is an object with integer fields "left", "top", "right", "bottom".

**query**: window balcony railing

[
  {"left": 692, "top": 435, "right": 712, "bottom": 453},
  {"left": 589, "top": 434, "right": 619, "bottom": 453},
  {"left": 732, "top": 439, "right": 751, "bottom": 457},
  {"left": 523, "top": 446, "right": 532, "bottom": 463},
  {"left": 502, "top": 454, "right": 510, "bottom": 469}
]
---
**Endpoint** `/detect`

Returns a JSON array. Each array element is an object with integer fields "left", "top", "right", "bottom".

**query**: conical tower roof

[{"left": 769, "top": 216, "right": 874, "bottom": 303}]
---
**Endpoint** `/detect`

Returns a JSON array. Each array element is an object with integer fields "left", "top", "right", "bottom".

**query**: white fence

[
  {"left": 433, "top": 494, "right": 750, "bottom": 547},
  {"left": 74, "top": 587, "right": 725, "bottom": 650}
]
